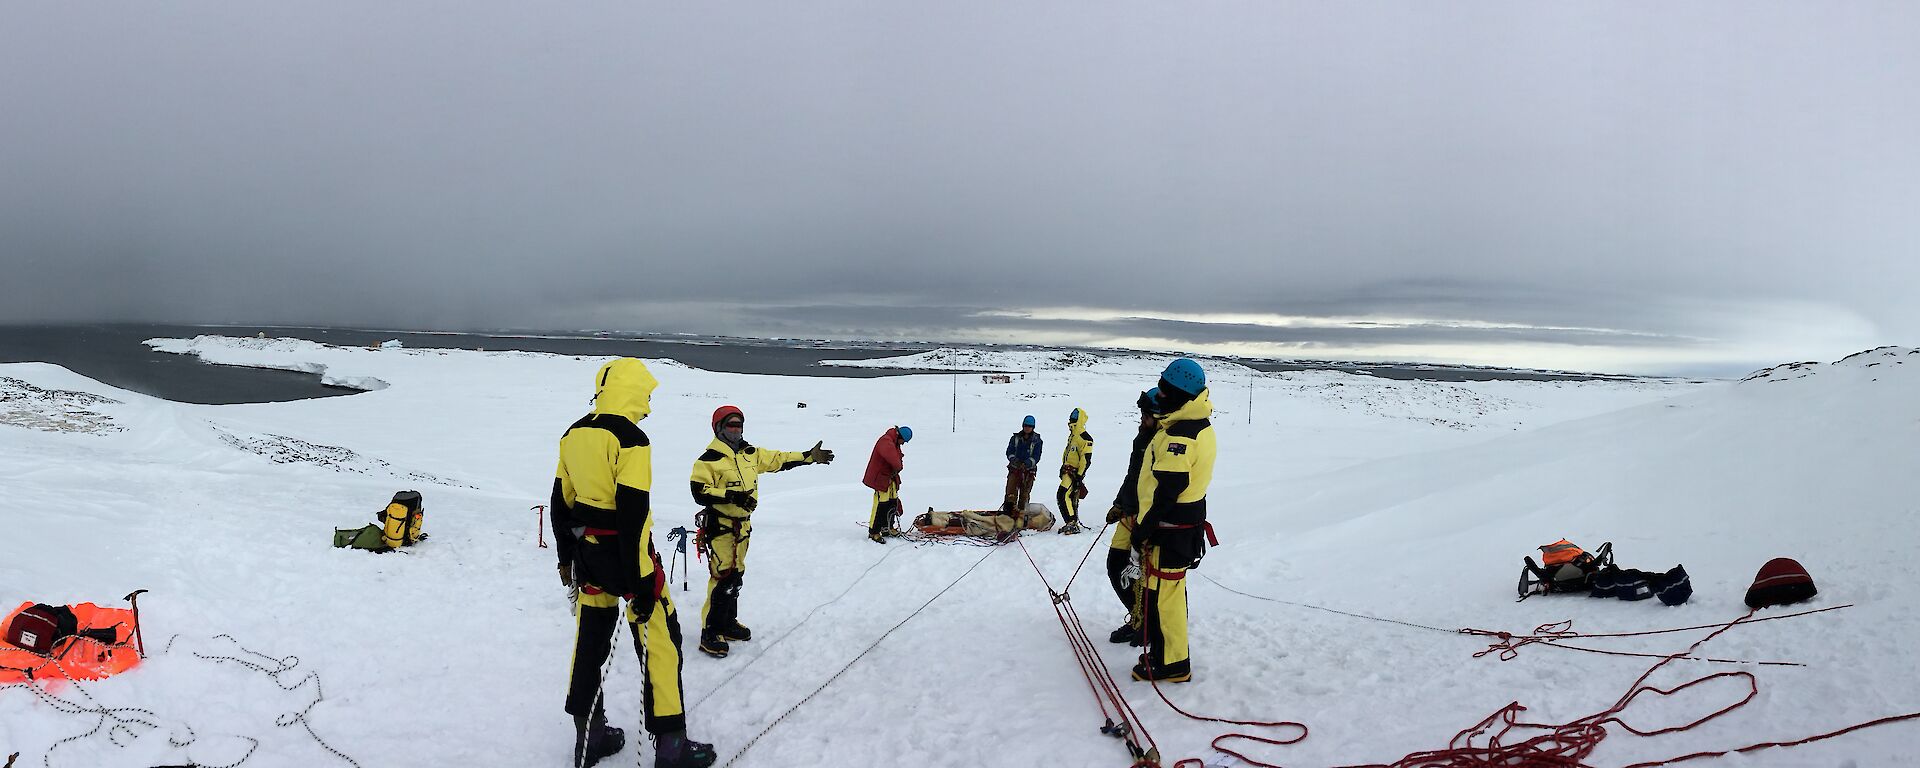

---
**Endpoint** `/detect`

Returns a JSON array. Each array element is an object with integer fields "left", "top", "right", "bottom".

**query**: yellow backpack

[{"left": 379, "top": 490, "right": 427, "bottom": 549}]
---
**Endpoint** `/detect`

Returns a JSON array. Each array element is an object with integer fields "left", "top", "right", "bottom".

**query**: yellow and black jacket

[
  {"left": 1059, "top": 408, "right": 1094, "bottom": 488},
  {"left": 688, "top": 439, "right": 814, "bottom": 533},
  {"left": 1133, "top": 389, "right": 1216, "bottom": 568},
  {"left": 550, "top": 359, "right": 659, "bottom": 597}
]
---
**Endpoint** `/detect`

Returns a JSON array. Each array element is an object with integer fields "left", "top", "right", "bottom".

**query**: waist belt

[
  {"left": 1153, "top": 520, "right": 1220, "bottom": 546},
  {"left": 1144, "top": 562, "right": 1187, "bottom": 581},
  {"left": 582, "top": 527, "right": 619, "bottom": 537}
]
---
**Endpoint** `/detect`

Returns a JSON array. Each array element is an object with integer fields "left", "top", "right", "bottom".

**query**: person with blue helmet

[
  {"left": 1055, "top": 407, "right": 1095, "bottom": 534},
  {"left": 863, "top": 426, "right": 911, "bottom": 543},
  {"left": 1130, "top": 358, "right": 1216, "bottom": 683},
  {"left": 1002, "top": 415, "right": 1045, "bottom": 515},
  {"left": 1103, "top": 387, "right": 1162, "bottom": 644}
]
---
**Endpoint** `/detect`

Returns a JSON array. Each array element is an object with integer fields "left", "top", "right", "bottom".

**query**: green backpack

[{"left": 332, "top": 523, "right": 388, "bottom": 551}]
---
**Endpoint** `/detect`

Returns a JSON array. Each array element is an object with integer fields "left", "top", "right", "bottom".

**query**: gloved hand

[
  {"left": 726, "top": 490, "right": 758, "bottom": 512},
  {"left": 1105, "top": 505, "right": 1126, "bottom": 524},
  {"left": 628, "top": 553, "right": 666, "bottom": 623},
  {"left": 558, "top": 563, "right": 574, "bottom": 587},
  {"left": 806, "top": 441, "right": 835, "bottom": 464},
  {"left": 631, "top": 588, "right": 657, "bottom": 623}
]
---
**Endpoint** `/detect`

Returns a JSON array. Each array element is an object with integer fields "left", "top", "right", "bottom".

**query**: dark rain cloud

[{"left": 2, "top": 2, "right": 1916, "bottom": 374}]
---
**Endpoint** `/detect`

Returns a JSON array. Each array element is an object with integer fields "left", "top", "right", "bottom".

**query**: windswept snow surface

[{"left": 3, "top": 338, "right": 1915, "bottom": 767}]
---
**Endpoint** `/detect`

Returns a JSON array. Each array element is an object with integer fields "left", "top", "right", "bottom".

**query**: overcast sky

[{"left": 3, "top": 2, "right": 1915, "bottom": 375}]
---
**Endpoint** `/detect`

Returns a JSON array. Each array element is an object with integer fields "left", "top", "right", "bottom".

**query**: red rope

[
  {"left": 1619, "top": 710, "right": 1920, "bottom": 767},
  {"left": 1012, "top": 534, "right": 1162, "bottom": 764},
  {"left": 1326, "top": 606, "right": 1920, "bottom": 768},
  {"left": 1125, "top": 544, "right": 1308, "bottom": 768}
]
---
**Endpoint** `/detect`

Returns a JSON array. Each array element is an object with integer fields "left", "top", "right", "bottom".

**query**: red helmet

[{"left": 711, "top": 405, "right": 744, "bottom": 431}]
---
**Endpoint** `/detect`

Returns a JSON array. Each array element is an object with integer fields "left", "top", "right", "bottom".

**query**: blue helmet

[
  {"left": 1068, "top": 408, "right": 1082, "bottom": 423},
  {"left": 897, "top": 425, "right": 913, "bottom": 443},
  {"left": 1137, "top": 388, "right": 1161, "bottom": 414},
  {"left": 1160, "top": 358, "right": 1206, "bottom": 396},
  {"left": 1022, "top": 415, "right": 1036, "bottom": 427}
]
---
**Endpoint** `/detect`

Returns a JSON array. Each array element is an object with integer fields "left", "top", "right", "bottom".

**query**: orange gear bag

[{"left": 0, "top": 601, "right": 143, "bottom": 684}]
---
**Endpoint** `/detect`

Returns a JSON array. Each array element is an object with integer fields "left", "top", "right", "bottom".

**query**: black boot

[
  {"left": 719, "top": 622, "right": 751, "bottom": 642},
  {"left": 697, "top": 630, "right": 730, "bottom": 658},
  {"left": 654, "top": 730, "right": 717, "bottom": 768},
  {"left": 1108, "top": 623, "right": 1140, "bottom": 645},
  {"left": 572, "top": 712, "right": 626, "bottom": 767},
  {"left": 1130, "top": 658, "right": 1192, "bottom": 683}
]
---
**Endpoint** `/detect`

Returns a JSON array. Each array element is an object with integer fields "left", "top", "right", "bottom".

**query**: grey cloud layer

[{"left": 2, "top": 2, "right": 1915, "bottom": 372}]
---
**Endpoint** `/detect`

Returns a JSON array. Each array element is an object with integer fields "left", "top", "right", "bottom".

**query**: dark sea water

[
  {"left": 0, "top": 323, "right": 1643, "bottom": 406},
  {"left": 0, "top": 324, "right": 965, "bottom": 404}
]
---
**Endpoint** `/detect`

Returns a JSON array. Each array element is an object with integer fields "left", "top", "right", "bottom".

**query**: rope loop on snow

[{"left": 2, "top": 633, "right": 360, "bottom": 768}]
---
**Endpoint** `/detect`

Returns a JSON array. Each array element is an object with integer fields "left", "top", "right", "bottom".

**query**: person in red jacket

[{"left": 864, "top": 426, "right": 911, "bottom": 543}]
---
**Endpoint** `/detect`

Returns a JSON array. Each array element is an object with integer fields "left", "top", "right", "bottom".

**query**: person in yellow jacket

[
  {"left": 551, "top": 358, "right": 716, "bottom": 768},
  {"left": 1055, "top": 408, "right": 1094, "bottom": 534},
  {"left": 689, "top": 405, "right": 833, "bottom": 658},
  {"left": 1131, "top": 358, "right": 1216, "bottom": 684},
  {"left": 1104, "top": 389, "right": 1160, "bottom": 645}
]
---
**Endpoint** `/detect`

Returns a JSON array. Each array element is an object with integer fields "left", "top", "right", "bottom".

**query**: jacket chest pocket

[{"left": 722, "top": 462, "right": 750, "bottom": 490}]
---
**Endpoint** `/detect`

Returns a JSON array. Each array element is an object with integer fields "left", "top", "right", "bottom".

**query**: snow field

[{"left": 3, "top": 338, "right": 1913, "bottom": 767}]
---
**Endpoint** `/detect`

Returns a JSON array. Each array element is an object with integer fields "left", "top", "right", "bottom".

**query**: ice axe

[
  {"left": 123, "top": 589, "right": 149, "bottom": 659},
  {"left": 665, "top": 526, "right": 691, "bottom": 592}
]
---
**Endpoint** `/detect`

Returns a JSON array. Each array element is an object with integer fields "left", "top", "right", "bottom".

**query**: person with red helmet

[{"left": 687, "top": 405, "right": 834, "bottom": 659}]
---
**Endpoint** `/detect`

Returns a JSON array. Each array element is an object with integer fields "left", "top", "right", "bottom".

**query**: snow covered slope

[{"left": 3, "top": 338, "right": 1913, "bottom": 767}]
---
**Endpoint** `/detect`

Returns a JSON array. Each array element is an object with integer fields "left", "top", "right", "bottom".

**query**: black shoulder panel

[
  {"left": 587, "top": 414, "right": 650, "bottom": 448},
  {"left": 697, "top": 449, "right": 726, "bottom": 462},
  {"left": 1168, "top": 419, "right": 1210, "bottom": 439}
]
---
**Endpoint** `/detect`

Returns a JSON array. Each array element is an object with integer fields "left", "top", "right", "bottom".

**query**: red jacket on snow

[{"left": 863, "top": 428, "right": 905, "bottom": 492}]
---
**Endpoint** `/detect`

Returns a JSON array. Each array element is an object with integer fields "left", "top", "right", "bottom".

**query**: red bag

[{"left": 4, "top": 604, "right": 71, "bottom": 655}]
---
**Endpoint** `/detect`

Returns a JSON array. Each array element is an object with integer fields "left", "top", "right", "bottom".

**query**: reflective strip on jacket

[{"left": 689, "top": 438, "right": 812, "bottom": 520}]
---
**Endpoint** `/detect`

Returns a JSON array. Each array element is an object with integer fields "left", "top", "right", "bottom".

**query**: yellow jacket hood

[
  {"left": 592, "top": 358, "right": 657, "bottom": 423},
  {"left": 1070, "top": 407, "right": 1091, "bottom": 433}
]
